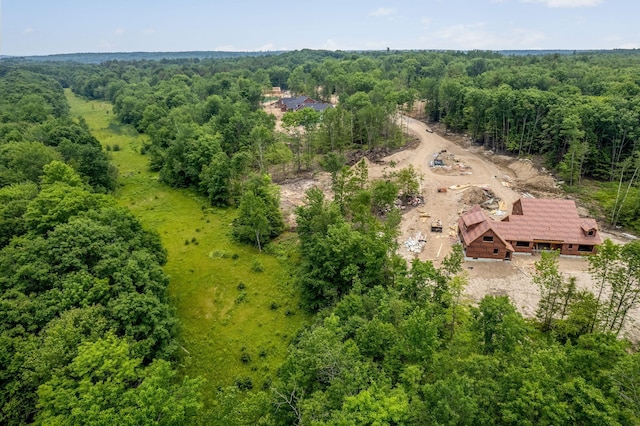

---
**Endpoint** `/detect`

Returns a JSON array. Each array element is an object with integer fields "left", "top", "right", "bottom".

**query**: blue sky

[{"left": 1, "top": 0, "right": 638, "bottom": 55}]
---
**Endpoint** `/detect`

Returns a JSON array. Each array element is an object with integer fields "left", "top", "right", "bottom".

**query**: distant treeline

[
  {"left": 5, "top": 48, "right": 640, "bottom": 65},
  {"left": 0, "top": 50, "right": 285, "bottom": 64},
  {"left": 29, "top": 48, "right": 640, "bottom": 230}
]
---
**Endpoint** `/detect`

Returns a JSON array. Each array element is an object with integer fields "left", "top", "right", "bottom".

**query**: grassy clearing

[{"left": 66, "top": 90, "right": 309, "bottom": 404}]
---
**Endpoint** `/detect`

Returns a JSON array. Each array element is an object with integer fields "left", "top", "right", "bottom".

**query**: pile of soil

[{"left": 461, "top": 186, "right": 489, "bottom": 205}]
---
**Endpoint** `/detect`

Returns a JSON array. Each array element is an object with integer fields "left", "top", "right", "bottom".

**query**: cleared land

[
  {"left": 275, "top": 112, "right": 639, "bottom": 342},
  {"left": 66, "top": 90, "right": 309, "bottom": 405}
]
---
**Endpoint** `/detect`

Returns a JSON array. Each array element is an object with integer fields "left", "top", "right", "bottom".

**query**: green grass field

[{"left": 65, "top": 90, "right": 309, "bottom": 405}]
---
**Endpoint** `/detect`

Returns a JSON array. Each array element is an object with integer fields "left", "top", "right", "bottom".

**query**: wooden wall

[
  {"left": 464, "top": 229, "right": 511, "bottom": 260},
  {"left": 509, "top": 240, "right": 533, "bottom": 254}
]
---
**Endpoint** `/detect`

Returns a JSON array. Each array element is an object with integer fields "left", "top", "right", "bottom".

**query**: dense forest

[
  {"left": 58, "top": 49, "right": 640, "bottom": 231},
  {"left": 1, "top": 50, "right": 640, "bottom": 424},
  {"left": 0, "top": 68, "right": 202, "bottom": 424}
]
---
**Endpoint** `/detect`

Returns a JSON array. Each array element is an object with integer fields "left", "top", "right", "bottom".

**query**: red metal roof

[
  {"left": 462, "top": 206, "right": 486, "bottom": 227},
  {"left": 459, "top": 199, "right": 601, "bottom": 247},
  {"left": 458, "top": 205, "right": 514, "bottom": 251}
]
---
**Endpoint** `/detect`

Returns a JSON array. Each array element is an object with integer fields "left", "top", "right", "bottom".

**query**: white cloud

[
  {"left": 258, "top": 43, "right": 275, "bottom": 51},
  {"left": 369, "top": 7, "right": 396, "bottom": 17},
  {"left": 321, "top": 39, "right": 339, "bottom": 50},
  {"left": 23, "top": 27, "right": 35, "bottom": 34},
  {"left": 425, "top": 23, "right": 546, "bottom": 49},
  {"left": 99, "top": 40, "right": 116, "bottom": 50},
  {"left": 604, "top": 34, "right": 622, "bottom": 42},
  {"left": 365, "top": 40, "right": 388, "bottom": 50},
  {"left": 619, "top": 42, "right": 640, "bottom": 49},
  {"left": 521, "top": 0, "right": 603, "bottom": 8},
  {"left": 509, "top": 28, "right": 546, "bottom": 45},
  {"left": 430, "top": 23, "right": 501, "bottom": 49},
  {"left": 421, "top": 16, "right": 432, "bottom": 26},
  {"left": 114, "top": 28, "right": 126, "bottom": 36},
  {"left": 142, "top": 28, "right": 156, "bottom": 36},
  {"left": 215, "top": 45, "right": 237, "bottom": 51}
]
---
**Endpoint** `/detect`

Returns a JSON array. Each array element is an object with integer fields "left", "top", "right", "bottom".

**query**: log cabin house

[{"left": 458, "top": 199, "right": 601, "bottom": 260}]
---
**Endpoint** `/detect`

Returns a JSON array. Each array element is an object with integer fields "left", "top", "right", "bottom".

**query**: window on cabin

[
  {"left": 588, "top": 229, "right": 594, "bottom": 236},
  {"left": 578, "top": 245, "right": 593, "bottom": 252},
  {"left": 568, "top": 244, "right": 573, "bottom": 249},
  {"left": 493, "top": 248, "right": 499, "bottom": 254},
  {"left": 483, "top": 236, "right": 494, "bottom": 242},
  {"left": 516, "top": 241, "right": 529, "bottom": 247}
]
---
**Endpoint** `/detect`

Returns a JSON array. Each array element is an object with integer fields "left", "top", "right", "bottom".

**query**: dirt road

[
  {"left": 367, "top": 116, "right": 524, "bottom": 263},
  {"left": 365, "top": 116, "right": 638, "bottom": 342},
  {"left": 276, "top": 111, "right": 639, "bottom": 342}
]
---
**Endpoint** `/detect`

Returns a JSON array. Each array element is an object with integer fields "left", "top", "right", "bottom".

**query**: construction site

[{"left": 276, "top": 114, "right": 639, "bottom": 341}]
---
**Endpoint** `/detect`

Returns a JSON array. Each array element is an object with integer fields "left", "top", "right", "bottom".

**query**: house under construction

[{"left": 458, "top": 198, "right": 601, "bottom": 260}]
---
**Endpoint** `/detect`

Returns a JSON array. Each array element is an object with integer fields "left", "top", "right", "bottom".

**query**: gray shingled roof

[{"left": 281, "top": 96, "right": 312, "bottom": 111}]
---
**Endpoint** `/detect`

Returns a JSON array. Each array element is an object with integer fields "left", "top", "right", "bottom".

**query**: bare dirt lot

[{"left": 276, "top": 114, "right": 639, "bottom": 342}]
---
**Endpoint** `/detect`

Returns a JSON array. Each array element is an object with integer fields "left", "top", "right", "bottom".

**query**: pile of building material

[{"left": 404, "top": 232, "right": 426, "bottom": 253}]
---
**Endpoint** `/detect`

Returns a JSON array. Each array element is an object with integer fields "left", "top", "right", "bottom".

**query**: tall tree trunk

[
  {"left": 612, "top": 165, "right": 639, "bottom": 226},
  {"left": 255, "top": 229, "right": 262, "bottom": 252}
]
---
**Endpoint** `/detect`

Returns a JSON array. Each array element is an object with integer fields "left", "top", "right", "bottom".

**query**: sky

[{"left": 1, "top": 0, "right": 638, "bottom": 56}]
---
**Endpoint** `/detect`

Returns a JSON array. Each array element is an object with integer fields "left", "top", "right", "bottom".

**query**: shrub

[
  {"left": 235, "top": 292, "right": 246, "bottom": 304},
  {"left": 235, "top": 377, "right": 253, "bottom": 390},
  {"left": 210, "top": 250, "right": 229, "bottom": 259},
  {"left": 112, "top": 144, "right": 120, "bottom": 151},
  {"left": 251, "top": 260, "right": 264, "bottom": 273},
  {"left": 262, "top": 377, "right": 272, "bottom": 390}
]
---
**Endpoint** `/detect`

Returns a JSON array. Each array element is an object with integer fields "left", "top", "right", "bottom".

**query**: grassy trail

[{"left": 66, "top": 90, "right": 308, "bottom": 404}]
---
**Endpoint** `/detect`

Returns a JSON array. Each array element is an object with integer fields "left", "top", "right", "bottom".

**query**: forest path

[{"left": 66, "top": 90, "right": 309, "bottom": 406}]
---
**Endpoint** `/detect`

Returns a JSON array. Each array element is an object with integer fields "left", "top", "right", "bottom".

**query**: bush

[
  {"left": 235, "top": 292, "right": 247, "bottom": 304},
  {"left": 234, "top": 377, "right": 253, "bottom": 390},
  {"left": 251, "top": 260, "right": 264, "bottom": 273},
  {"left": 210, "top": 250, "right": 229, "bottom": 259},
  {"left": 261, "top": 377, "right": 272, "bottom": 390},
  {"left": 112, "top": 144, "right": 120, "bottom": 151}
]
